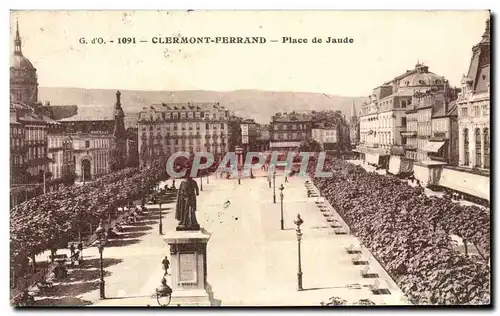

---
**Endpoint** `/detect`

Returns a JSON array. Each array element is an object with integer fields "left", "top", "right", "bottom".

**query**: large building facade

[
  {"left": 357, "top": 63, "right": 451, "bottom": 165},
  {"left": 9, "top": 23, "right": 52, "bottom": 205},
  {"left": 137, "top": 102, "right": 231, "bottom": 167},
  {"left": 311, "top": 110, "right": 351, "bottom": 153},
  {"left": 403, "top": 86, "right": 459, "bottom": 163},
  {"left": 270, "top": 111, "right": 311, "bottom": 151},
  {"left": 457, "top": 19, "right": 490, "bottom": 170},
  {"left": 57, "top": 99, "right": 124, "bottom": 182},
  {"left": 47, "top": 123, "right": 75, "bottom": 188}
]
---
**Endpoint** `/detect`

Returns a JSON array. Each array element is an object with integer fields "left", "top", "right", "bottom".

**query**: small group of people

[{"left": 164, "top": 180, "right": 177, "bottom": 192}]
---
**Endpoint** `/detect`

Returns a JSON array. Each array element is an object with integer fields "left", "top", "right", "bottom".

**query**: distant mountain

[{"left": 39, "top": 87, "right": 368, "bottom": 125}]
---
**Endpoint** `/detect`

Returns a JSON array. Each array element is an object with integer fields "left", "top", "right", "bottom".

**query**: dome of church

[
  {"left": 11, "top": 53, "right": 35, "bottom": 71},
  {"left": 400, "top": 64, "right": 445, "bottom": 88}
]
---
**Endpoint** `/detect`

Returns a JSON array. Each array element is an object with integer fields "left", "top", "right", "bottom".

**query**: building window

[
  {"left": 463, "top": 128, "right": 469, "bottom": 166},
  {"left": 85, "top": 140, "right": 90, "bottom": 148},
  {"left": 220, "top": 123, "right": 224, "bottom": 129},
  {"left": 482, "top": 104, "right": 489, "bottom": 117},
  {"left": 475, "top": 128, "right": 481, "bottom": 167},
  {"left": 401, "top": 100, "right": 407, "bottom": 108},
  {"left": 474, "top": 105, "right": 480, "bottom": 117},
  {"left": 461, "top": 107, "right": 468, "bottom": 118},
  {"left": 162, "top": 113, "right": 165, "bottom": 119},
  {"left": 206, "top": 123, "right": 209, "bottom": 130},
  {"left": 484, "top": 128, "right": 490, "bottom": 169}
]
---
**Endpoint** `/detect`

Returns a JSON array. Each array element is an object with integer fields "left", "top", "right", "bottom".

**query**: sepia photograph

[{"left": 8, "top": 10, "right": 491, "bottom": 307}]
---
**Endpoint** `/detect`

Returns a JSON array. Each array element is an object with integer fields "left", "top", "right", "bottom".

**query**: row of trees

[
  {"left": 308, "top": 157, "right": 490, "bottom": 305},
  {"left": 10, "top": 160, "right": 168, "bottom": 282}
]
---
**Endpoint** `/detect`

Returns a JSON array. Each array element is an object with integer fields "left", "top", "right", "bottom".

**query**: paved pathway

[{"left": 35, "top": 171, "right": 408, "bottom": 306}]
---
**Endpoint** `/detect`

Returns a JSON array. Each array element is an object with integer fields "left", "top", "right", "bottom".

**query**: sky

[{"left": 10, "top": 10, "right": 490, "bottom": 97}]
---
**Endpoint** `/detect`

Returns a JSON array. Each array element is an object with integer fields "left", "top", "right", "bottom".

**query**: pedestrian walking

[{"left": 162, "top": 256, "right": 170, "bottom": 276}]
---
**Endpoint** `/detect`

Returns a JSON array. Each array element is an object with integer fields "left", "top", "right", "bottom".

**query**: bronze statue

[{"left": 175, "top": 177, "right": 200, "bottom": 231}]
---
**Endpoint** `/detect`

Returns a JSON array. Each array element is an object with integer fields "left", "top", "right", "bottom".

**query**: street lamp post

[
  {"left": 273, "top": 171, "right": 276, "bottom": 204},
  {"left": 95, "top": 223, "right": 107, "bottom": 299},
  {"left": 200, "top": 176, "right": 203, "bottom": 191},
  {"left": 279, "top": 184, "right": 285, "bottom": 230},
  {"left": 156, "top": 276, "right": 172, "bottom": 306},
  {"left": 294, "top": 214, "right": 304, "bottom": 291},
  {"left": 141, "top": 179, "right": 145, "bottom": 207},
  {"left": 159, "top": 198, "right": 163, "bottom": 235}
]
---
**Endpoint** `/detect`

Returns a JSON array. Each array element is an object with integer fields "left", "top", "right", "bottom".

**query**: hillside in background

[{"left": 39, "top": 87, "right": 368, "bottom": 126}]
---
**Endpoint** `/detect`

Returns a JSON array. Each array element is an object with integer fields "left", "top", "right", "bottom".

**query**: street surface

[{"left": 35, "top": 170, "right": 408, "bottom": 306}]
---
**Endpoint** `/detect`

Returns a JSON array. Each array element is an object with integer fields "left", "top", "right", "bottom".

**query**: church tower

[
  {"left": 10, "top": 20, "right": 38, "bottom": 104},
  {"left": 350, "top": 100, "right": 357, "bottom": 123},
  {"left": 113, "top": 91, "right": 126, "bottom": 139},
  {"left": 349, "top": 100, "right": 360, "bottom": 146},
  {"left": 112, "top": 91, "right": 127, "bottom": 170}
]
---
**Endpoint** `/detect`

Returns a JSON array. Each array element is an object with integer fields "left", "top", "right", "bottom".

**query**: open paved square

[{"left": 37, "top": 171, "right": 408, "bottom": 306}]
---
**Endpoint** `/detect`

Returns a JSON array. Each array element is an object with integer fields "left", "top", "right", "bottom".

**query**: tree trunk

[
  {"left": 50, "top": 249, "right": 56, "bottom": 263},
  {"left": 463, "top": 239, "right": 468, "bottom": 256},
  {"left": 31, "top": 254, "right": 36, "bottom": 273}
]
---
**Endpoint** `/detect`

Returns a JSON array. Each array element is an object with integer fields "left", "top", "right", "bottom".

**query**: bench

[
  {"left": 360, "top": 266, "right": 379, "bottom": 278},
  {"left": 350, "top": 253, "right": 369, "bottom": 265},
  {"left": 345, "top": 244, "right": 362, "bottom": 254},
  {"left": 365, "top": 279, "right": 391, "bottom": 295},
  {"left": 48, "top": 254, "right": 68, "bottom": 264},
  {"left": 330, "top": 220, "right": 342, "bottom": 228},
  {"left": 334, "top": 227, "right": 348, "bottom": 235}
]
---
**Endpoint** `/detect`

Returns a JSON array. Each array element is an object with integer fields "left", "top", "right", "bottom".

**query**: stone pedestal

[{"left": 164, "top": 229, "right": 211, "bottom": 306}]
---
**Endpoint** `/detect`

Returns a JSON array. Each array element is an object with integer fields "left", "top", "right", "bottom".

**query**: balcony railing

[{"left": 25, "top": 140, "right": 47, "bottom": 146}]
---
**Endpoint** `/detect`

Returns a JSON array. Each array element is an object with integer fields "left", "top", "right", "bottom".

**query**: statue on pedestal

[{"left": 175, "top": 177, "right": 200, "bottom": 231}]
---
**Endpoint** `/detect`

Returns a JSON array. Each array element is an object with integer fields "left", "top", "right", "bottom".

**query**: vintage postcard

[{"left": 9, "top": 10, "right": 491, "bottom": 307}]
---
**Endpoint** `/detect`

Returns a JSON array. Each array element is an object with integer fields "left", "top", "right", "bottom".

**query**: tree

[{"left": 298, "top": 139, "right": 322, "bottom": 153}]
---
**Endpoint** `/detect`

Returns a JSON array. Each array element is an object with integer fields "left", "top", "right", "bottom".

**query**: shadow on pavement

[
  {"left": 134, "top": 220, "right": 158, "bottom": 226},
  {"left": 105, "top": 239, "right": 141, "bottom": 248},
  {"left": 34, "top": 296, "right": 93, "bottom": 306},
  {"left": 32, "top": 259, "right": 124, "bottom": 306},
  {"left": 122, "top": 225, "right": 153, "bottom": 233},
  {"left": 40, "top": 279, "right": 100, "bottom": 298},
  {"left": 66, "top": 268, "right": 111, "bottom": 283},
  {"left": 149, "top": 212, "right": 171, "bottom": 221},
  {"left": 115, "top": 231, "right": 148, "bottom": 239},
  {"left": 82, "top": 258, "right": 123, "bottom": 270}
]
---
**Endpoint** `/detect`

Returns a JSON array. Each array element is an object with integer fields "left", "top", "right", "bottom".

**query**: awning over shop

[
  {"left": 270, "top": 141, "right": 301, "bottom": 148},
  {"left": 422, "top": 141, "right": 445, "bottom": 153},
  {"left": 438, "top": 167, "right": 490, "bottom": 201}
]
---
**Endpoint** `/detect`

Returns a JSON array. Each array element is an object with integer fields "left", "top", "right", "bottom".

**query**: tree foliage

[{"left": 309, "top": 157, "right": 490, "bottom": 305}]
